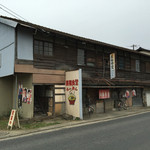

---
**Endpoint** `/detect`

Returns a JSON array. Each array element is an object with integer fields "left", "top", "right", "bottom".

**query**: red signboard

[{"left": 99, "top": 89, "right": 110, "bottom": 99}]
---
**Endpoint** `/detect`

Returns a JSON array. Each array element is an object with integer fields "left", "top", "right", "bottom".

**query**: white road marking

[{"left": 0, "top": 110, "right": 150, "bottom": 142}]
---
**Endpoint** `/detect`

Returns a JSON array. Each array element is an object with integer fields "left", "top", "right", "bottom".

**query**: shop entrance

[{"left": 34, "top": 85, "right": 54, "bottom": 116}]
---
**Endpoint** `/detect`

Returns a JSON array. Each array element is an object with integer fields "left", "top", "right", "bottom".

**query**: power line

[
  {"left": 0, "top": 42, "right": 15, "bottom": 51},
  {"left": 0, "top": 4, "right": 28, "bottom": 21},
  {"left": 0, "top": 6, "right": 19, "bottom": 19}
]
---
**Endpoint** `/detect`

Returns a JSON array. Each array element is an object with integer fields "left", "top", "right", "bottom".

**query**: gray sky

[{"left": 0, "top": 0, "right": 150, "bottom": 50}]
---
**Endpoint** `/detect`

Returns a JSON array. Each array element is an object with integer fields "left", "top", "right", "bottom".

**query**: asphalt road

[{"left": 1, "top": 112, "right": 150, "bottom": 150}]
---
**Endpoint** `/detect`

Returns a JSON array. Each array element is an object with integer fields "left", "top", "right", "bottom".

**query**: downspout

[
  {"left": 14, "top": 26, "right": 18, "bottom": 109},
  {"left": 14, "top": 74, "right": 17, "bottom": 109}
]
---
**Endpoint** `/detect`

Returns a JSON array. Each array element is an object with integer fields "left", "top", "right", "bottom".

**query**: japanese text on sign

[
  {"left": 8, "top": 109, "right": 16, "bottom": 127},
  {"left": 110, "top": 53, "right": 116, "bottom": 79},
  {"left": 66, "top": 79, "right": 79, "bottom": 86},
  {"left": 99, "top": 89, "right": 110, "bottom": 99}
]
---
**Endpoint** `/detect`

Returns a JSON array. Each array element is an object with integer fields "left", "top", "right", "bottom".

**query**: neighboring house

[
  {"left": 137, "top": 47, "right": 150, "bottom": 56},
  {"left": 0, "top": 16, "right": 150, "bottom": 119}
]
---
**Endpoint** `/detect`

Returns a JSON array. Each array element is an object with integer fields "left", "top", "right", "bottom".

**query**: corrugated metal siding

[{"left": 0, "top": 22, "right": 15, "bottom": 77}]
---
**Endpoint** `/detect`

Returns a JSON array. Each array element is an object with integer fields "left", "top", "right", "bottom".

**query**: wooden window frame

[
  {"left": 77, "top": 49, "right": 85, "bottom": 66},
  {"left": 135, "top": 59, "right": 140, "bottom": 72},
  {"left": 34, "top": 40, "right": 53, "bottom": 57},
  {"left": 118, "top": 56, "right": 125, "bottom": 70}
]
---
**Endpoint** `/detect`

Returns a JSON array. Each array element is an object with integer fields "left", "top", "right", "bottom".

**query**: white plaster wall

[
  {"left": 0, "top": 22, "right": 15, "bottom": 77},
  {"left": 17, "top": 27, "right": 33, "bottom": 60}
]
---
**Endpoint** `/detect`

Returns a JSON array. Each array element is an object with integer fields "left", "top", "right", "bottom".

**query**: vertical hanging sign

[
  {"left": 65, "top": 69, "right": 83, "bottom": 119},
  {"left": 110, "top": 53, "right": 116, "bottom": 79}
]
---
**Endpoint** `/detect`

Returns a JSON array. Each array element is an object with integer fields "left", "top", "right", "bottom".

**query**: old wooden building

[{"left": 0, "top": 16, "right": 150, "bottom": 118}]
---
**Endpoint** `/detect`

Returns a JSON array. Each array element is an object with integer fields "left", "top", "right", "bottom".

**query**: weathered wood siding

[
  {"left": 16, "top": 30, "right": 150, "bottom": 85},
  {"left": 116, "top": 50, "right": 150, "bottom": 81}
]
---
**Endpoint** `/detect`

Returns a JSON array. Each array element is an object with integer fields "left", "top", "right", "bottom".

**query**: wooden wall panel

[
  {"left": 33, "top": 74, "right": 65, "bottom": 84},
  {"left": 15, "top": 64, "right": 65, "bottom": 75},
  {"left": 16, "top": 32, "right": 150, "bottom": 85}
]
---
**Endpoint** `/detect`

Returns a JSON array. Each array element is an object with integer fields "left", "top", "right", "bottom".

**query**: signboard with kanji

[
  {"left": 99, "top": 89, "right": 110, "bottom": 99},
  {"left": 65, "top": 69, "right": 83, "bottom": 119},
  {"left": 110, "top": 53, "right": 116, "bottom": 79},
  {"left": 7, "top": 109, "right": 20, "bottom": 130}
]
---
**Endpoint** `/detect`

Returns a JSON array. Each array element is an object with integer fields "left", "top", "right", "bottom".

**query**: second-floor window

[
  {"left": 118, "top": 56, "right": 125, "bottom": 69},
  {"left": 131, "top": 59, "right": 140, "bottom": 72},
  {"left": 77, "top": 49, "right": 85, "bottom": 65},
  {"left": 34, "top": 40, "right": 53, "bottom": 56},
  {"left": 135, "top": 60, "right": 140, "bottom": 72}
]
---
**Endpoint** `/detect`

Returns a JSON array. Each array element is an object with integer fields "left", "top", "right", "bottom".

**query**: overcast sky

[{"left": 0, "top": 0, "right": 150, "bottom": 50}]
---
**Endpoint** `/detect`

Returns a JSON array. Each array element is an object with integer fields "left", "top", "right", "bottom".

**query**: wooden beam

[
  {"left": 15, "top": 64, "right": 34, "bottom": 73},
  {"left": 33, "top": 74, "right": 65, "bottom": 84},
  {"left": 15, "top": 64, "right": 65, "bottom": 75}
]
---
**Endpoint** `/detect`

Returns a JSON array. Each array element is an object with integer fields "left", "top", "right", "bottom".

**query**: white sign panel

[
  {"left": 8, "top": 109, "right": 16, "bottom": 127},
  {"left": 7, "top": 109, "right": 20, "bottom": 130},
  {"left": 65, "top": 69, "right": 83, "bottom": 119},
  {"left": 110, "top": 53, "right": 116, "bottom": 79},
  {"left": 0, "top": 23, "right": 15, "bottom": 77}
]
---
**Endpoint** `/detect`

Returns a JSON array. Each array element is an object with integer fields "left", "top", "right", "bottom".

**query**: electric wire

[
  {"left": 0, "top": 4, "right": 28, "bottom": 21},
  {"left": 0, "top": 42, "right": 15, "bottom": 51},
  {"left": 0, "top": 6, "right": 19, "bottom": 19}
]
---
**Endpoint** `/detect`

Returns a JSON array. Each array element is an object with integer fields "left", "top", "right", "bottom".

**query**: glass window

[
  {"left": 77, "top": 49, "right": 85, "bottom": 65},
  {"left": 44, "top": 42, "right": 53, "bottom": 56},
  {"left": 135, "top": 60, "right": 140, "bottom": 72},
  {"left": 131, "top": 59, "right": 140, "bottom": 72},
  {"left": 34, "top": 40, "right": 53, "bottom": 56},
  {"left": 118, "top": 56, "right": 125, "bottom": 69}
]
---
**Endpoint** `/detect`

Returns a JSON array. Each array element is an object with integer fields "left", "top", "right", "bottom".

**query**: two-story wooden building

[{"left": 0, "top": 16, "right": 150, "bottom": 118}]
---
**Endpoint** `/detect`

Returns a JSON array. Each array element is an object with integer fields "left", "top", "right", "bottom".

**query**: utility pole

[{"left": 131, "top": 44, "right": 139, "bottom": 50}]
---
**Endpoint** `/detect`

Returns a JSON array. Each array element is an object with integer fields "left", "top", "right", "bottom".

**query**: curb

[{"left": 1, "top": 108, "right": 150, "bottom": 140}]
